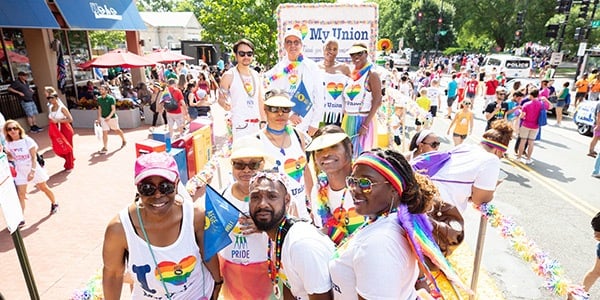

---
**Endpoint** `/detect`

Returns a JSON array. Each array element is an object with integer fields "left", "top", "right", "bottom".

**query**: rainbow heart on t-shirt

[
  {"left": 284, "top": 156, "right": 306, "bottom": 182},
  {"left": 346, "top": 84, "right": 361, "bottom": 100},
  {"left": 288, "top": 74, "right": 299, "bottom": 85},
  {"left": 293, "top": 23, "right": 309, "bottom": 39},
  {"left": 155, "top": 255, "right": 197, "bottom": 286},
  {"left": 327, "top": 82, "right": 344, "bottom": 100}
]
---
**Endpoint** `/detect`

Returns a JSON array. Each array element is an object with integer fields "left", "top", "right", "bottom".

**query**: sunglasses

[
  {"left": 137, "top": 181, "right": 176, "bottom": 197},
  {"left": 422, "top": 141, "right": 441, "bottom": 148},
  {"left": 6, "top": 127, "right": 19, "bottom": 131},
  {"left": 345, "top": 176, "right": 388, "bottom": 193},
  {"left": 237, "top": 51, "right": 254, "bottom": 57},
  {"left": 285, "top": 40, "right": 301, "bottom": 46},
  {"left": 463, "top": 102, "right": 471, "bottom": 105},
  {"left": 232, "top": 160, "right": 263, "bottom": 170},
  {"left": 265, "top": 106, "right": 292, "bottom": 113},
  {"left": 46, "top": 96, "right": 56, "bottom": 100}
]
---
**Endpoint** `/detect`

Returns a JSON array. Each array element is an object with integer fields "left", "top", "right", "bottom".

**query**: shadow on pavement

[{"left": 0, "top": 214, "right": 52, "bottom": 252}]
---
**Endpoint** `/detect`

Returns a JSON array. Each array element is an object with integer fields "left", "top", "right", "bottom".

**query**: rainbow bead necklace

[
  {"left": 269, "top": 55, "right": 304, "bottom": 82},
  {"left": 267, "top": 218, "right": 287, "bottom": 286}
]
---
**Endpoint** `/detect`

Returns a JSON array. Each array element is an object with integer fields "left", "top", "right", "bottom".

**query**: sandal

[{"left": 588, "top": 151, "right": 598, "bottom": 158}]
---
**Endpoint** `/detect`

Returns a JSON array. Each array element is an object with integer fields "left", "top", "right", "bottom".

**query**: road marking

[{"left": 507, "top": 158, "right": 598, "bottom": 216}]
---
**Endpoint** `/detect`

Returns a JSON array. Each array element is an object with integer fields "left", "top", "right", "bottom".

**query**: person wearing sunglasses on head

[
  {"left": 218, "top": 39, "right": 265, "bottom": 141},
  {"left": 46, "top": 87, "right": 75, "bottom": 171},
  {"left": 342, "top": 43, "right": 382, "bottom": 158},
  {"left": 306, "top": 125, "right": 365, "bottom": 246},
  {"left": 3, "top": 120, "right": 58, "bottom": 222},
  {"left": 102, "top": 152, "right": 222, "bottom": 300},
  {"left": 447, "top": 100, "right": 473, "bottom": 146},
  {"left": 255, "top": 90, "right": 312, "bottom": 221},
  {"left": 218, "top": 136, "right": 277, "bottom": 300},
  {"left": 406, "top": 129, "right": 440, "bottom": 161},
  {"left": 329, "top": 149, "right": 451, "bottom": 300},
  {"left": 248, "top": 170, "right": 335, "bottom": 300},
  {"left": 265, "top": 29, "right": 324, "bottom": 136}
]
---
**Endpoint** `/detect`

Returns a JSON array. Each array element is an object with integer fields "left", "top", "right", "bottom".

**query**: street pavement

[{"left": 0, "top": 85, "right": 597, "bottom": 299}]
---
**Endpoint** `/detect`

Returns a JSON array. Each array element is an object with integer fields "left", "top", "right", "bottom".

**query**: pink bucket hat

[{"left": 134, "top": 152, "right": 179, "bottom": 184}]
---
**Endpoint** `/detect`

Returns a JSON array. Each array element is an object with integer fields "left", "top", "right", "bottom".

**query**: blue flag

[
  {"left": 290, "top": 80, "right": 313, "bottom": 118},
  {"left": 203, "top": 185, "right": 241, "bottom": 262}
]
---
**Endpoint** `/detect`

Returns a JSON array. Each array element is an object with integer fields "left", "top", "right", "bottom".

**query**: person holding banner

[
  {"left": 3, "top": 120, "right": 58, "bottom": 217},
  {"left": 218, "top": 136, "right": 275, "bottom": 299},
  {"left": 266, "top": 28, "right": 324, "bottom": 136},
  {"left": 306, "top": 125, "right": 365, "bottom": 246},
  {"left": 342, "top": 43, "right": 382, "bottom": 158},
  {"left": 102, "top": 152, "right": 221, "bottom": 300},
  {"left": 318, "top": 38, "right": 350, "bottom": 127},
  {"left": 46, "top": 90, "right": 75, "bottom": 171},
  {"left": 249, "top": 170, "right": 335, "bottom": 300}
]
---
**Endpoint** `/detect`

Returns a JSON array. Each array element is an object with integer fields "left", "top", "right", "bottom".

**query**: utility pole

[{"left": 556, "top": 0, "right": 573, "bottom": 52}]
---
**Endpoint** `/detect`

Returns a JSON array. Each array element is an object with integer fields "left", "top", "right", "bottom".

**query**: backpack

[{"left": 161, "top": 90, "right": 179, "bottom": 112}]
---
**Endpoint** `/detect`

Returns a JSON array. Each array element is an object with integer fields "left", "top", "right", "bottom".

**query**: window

[{"left": 0, "top": 28, "right": 30, "bottom": 85}]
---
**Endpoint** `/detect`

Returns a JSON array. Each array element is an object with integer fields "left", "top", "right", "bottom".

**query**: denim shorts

[{"left": 20, "top": 101, "right": 38, "bottom": 117}]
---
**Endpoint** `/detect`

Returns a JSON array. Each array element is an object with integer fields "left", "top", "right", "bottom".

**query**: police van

[{"left": 481, "top": 54, "right": 532, "bottom": 79}]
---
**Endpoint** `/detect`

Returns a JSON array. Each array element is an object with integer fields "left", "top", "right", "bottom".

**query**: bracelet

[{"left": 361, "top": 124, "right": 369, "bottom": 130}]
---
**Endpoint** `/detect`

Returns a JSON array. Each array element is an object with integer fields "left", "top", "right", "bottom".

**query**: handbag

[
  {"left": 48, "top": 123, "right": 73, "bottom": 156},
  {"left": 427, "top": 200, "right": 465, "bottom": 257},
  {"left": 94, "top": 122, "right": 103, "bottom": 141}
]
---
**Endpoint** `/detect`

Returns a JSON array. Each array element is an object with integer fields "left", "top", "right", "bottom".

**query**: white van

[{"left": 482, "top": 54, "right": 532, "bottom": 79}]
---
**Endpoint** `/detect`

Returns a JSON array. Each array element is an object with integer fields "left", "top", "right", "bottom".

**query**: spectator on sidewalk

[
  {"left": 7, "top": 71, "right": 43, "bottom": 133},
  {"left": 46, "top": 89, "right": 75, "bottom": 171},
  {"left": 96, "top": 85, "right": 126, "bottom": 154},
  {"left": 3, "top": 120, "right": 58, "bottom": 221},
  {"left": 166, "top": 78, "right": 188, "bottom": 138}
]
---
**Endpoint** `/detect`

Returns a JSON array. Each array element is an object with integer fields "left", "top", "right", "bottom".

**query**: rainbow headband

[
  {"left": 354, "top": 153, "right": 405, "bottom": 196},
  {"left": 480, "top": 138, "right": 508, "bottom": 153}
]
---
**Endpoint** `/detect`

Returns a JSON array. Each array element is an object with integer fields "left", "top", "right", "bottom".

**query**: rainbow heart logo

[
  {"left": 293, "top": 24, "right": 309, "bottom": 39},
  {"left": 284, "top": 156, "right": 306, "bottom": 182},
  {"left": 327, "top": 82, "right": 344, "bottom": 100},
  {"left": 288, "top": 74, "right": 299, "bottom": 85},
  {"left": 155, "top": 255, "right": 197, "bottom": 286},
  {"left": 346, "top": 84, "right": 361, "bottom": 100}
]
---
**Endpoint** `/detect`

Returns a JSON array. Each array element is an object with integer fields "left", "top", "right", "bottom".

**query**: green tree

[
  {"left": 88, "top": 31, "right": 125, "bottom": 50},
  {"left": 399, "top": 1, "right": 456, "bottom": 52}
]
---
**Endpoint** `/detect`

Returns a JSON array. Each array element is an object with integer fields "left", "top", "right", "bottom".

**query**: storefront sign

[{"left": 89, "top": 2, "right": 122, "bottom": 21}]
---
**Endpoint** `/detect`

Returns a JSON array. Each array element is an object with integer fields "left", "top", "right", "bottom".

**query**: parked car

[
  {"left": 573, "top": 100, "right": 598, "bottom": 136},
  {"left": 389, "top": 53, "right": 410, "bottom": 71}
]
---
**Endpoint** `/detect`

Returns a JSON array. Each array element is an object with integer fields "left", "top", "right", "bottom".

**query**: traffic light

[
  {"left": 438, "top": 18, "right": 443, "bottom": 25},
  {"left": 546, "top": 24, "right": 560, "bottom": 38},
  {"left": 515, "top": 30, "right": 522, "bottom": 40},
  {"left": 579, "top": 0, "right": 590, "bottom": 18},
  {"left": 517, "top": 11, "right": 525, "bottom": 26},
  {"left": 555, "top": 0, "right": 572, "bottom": 14},
  {"left": 417, "top": 11, "right": 423, "bottom": 22},
  {"left": 574, "top": 27, "right": 586, "bottom": 40}
]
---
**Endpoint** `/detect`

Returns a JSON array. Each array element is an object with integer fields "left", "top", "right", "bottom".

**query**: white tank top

[
  {"left": 258, "top": 129, "right": 310, "bottom": 220},
  {"left": 120, "top": 200, "right": 213, "bottom": 299},
  {"left": 321, "top": 72, "right": 349, "bottom": 124},
  {"left": 218, "top": 186, "right": 269, "bottom": 264},
  {"left": 344, "top": 71, "right": 373, "bottom": 114},
  {"left": 229, "top": 67, "right": 262, "bottom": 139}
]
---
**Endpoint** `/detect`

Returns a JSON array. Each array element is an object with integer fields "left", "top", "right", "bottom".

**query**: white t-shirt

[
  {"left": 390, "top": 114, "right": 402, "bottom": 137},
  {"left": 218, "top": 186, "right": 269, "bottom": 265},
  {"left": 427, "top": 86, "right": 441, "bottom": 106},
  {"left": 329, "top": 213, "right": 418, "bottom": 300},
  {"left": 279, "top": 221, "right": 335, "bottom": 299},
  {"left": 5, "top": 136, "right": 49, "bottom": 185},
  {"left": 431, "top": 144, "right": 500, "bottom": 213}
]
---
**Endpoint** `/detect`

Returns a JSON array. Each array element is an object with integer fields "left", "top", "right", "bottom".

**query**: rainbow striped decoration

[
  {"left": 269, "top": 55, "right": 304, "bottom": 82},
  {"left": 480, "top": 138, "right": 508, "bottom": 153},
  {"left": 354, "top": 153, "right": 405, "bottom": 196},
  {"left": 398, "top": 205, "right": 472, "bottom": 295},
  {"left": 351, "top": 62, "right": 372, "bottom": 81}
]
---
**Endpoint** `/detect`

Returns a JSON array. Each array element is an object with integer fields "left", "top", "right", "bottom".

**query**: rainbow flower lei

[
  {"left": 316, "top": 173, "right": 349, "bottom": 245},
  {"left": 269, "top": 55, "right": 304, "bottom": 82},
  {"left": 477, "top": 202, "right": 589, "bottom": 299}
]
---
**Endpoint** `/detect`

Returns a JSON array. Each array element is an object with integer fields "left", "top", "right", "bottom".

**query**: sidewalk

[{"left": 0, "top": 124, "right": 159, "bottom": 299}]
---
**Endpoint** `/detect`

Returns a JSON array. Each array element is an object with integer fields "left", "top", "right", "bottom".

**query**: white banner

[
  {"left": 277, "top": 3, "right": 379, "bottom": 62},
  {"left": 0, "top": 153, "right": 24, "bottom": 234}
]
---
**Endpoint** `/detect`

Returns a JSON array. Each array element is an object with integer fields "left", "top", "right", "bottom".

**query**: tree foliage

[{"left": 88, "top": 31, "right": 125, "bottom": 50}]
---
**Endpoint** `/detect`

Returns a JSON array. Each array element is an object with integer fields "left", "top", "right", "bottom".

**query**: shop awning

[
  {"left": 53, "top": 0, "right": 146, "bottom": 31},
  {"left": 0, "top": 1, "right": 60, "bottom": 29}
]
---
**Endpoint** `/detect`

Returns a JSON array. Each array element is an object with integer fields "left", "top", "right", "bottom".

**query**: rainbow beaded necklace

[
  {"left": 266, "top": 217, "right": 289, "bottom": 297},
  {"left": 269, "top": 55, "right": 304, "bottom": 82}
]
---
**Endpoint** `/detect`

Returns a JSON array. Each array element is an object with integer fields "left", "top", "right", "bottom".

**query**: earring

[{"left": 174, "top": 194, "right": 184, "bottom": 206}]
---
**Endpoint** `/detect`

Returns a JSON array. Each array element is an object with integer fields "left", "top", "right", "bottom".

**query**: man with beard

[
  {"left": 249, "top": 170, "right": 334, "bottom": 300},
  {"left": 218, "top": 39, "right": 265, "bottom": 140}
]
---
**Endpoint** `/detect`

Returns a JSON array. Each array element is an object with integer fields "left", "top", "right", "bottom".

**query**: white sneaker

[
  {"left": 519, "top": 157, "right": 527, "bottom": 164},
  {"left": 525, "top": 158, "right": 534, "bottom": 165},
  {"left": 592, "top": 173, "right": 600, "bottom": 178}
]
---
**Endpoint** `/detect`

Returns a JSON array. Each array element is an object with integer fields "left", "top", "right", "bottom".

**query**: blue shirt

[{"left": 447, "top": 80, "right": 458, "bottom": 97}]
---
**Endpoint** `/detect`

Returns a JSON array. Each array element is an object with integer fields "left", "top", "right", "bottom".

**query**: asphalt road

[{"left": 423, "top": 91, "right": 599, "bottom": 299}]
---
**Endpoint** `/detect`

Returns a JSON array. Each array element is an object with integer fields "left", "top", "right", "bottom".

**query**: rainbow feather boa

[
  {"left": 478, "top": 202, "right": 589, "bottom": 299},
  {"left": 398, "top": 204, "right": 472, "bottom": 296}
]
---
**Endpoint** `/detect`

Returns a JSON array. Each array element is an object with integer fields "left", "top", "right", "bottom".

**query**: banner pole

[
  {"left": 469, "top": 214, "right": 488, "bottom": 300},
  {"left": 12, "top": 229, "right": 40, "bottom": 300}
]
